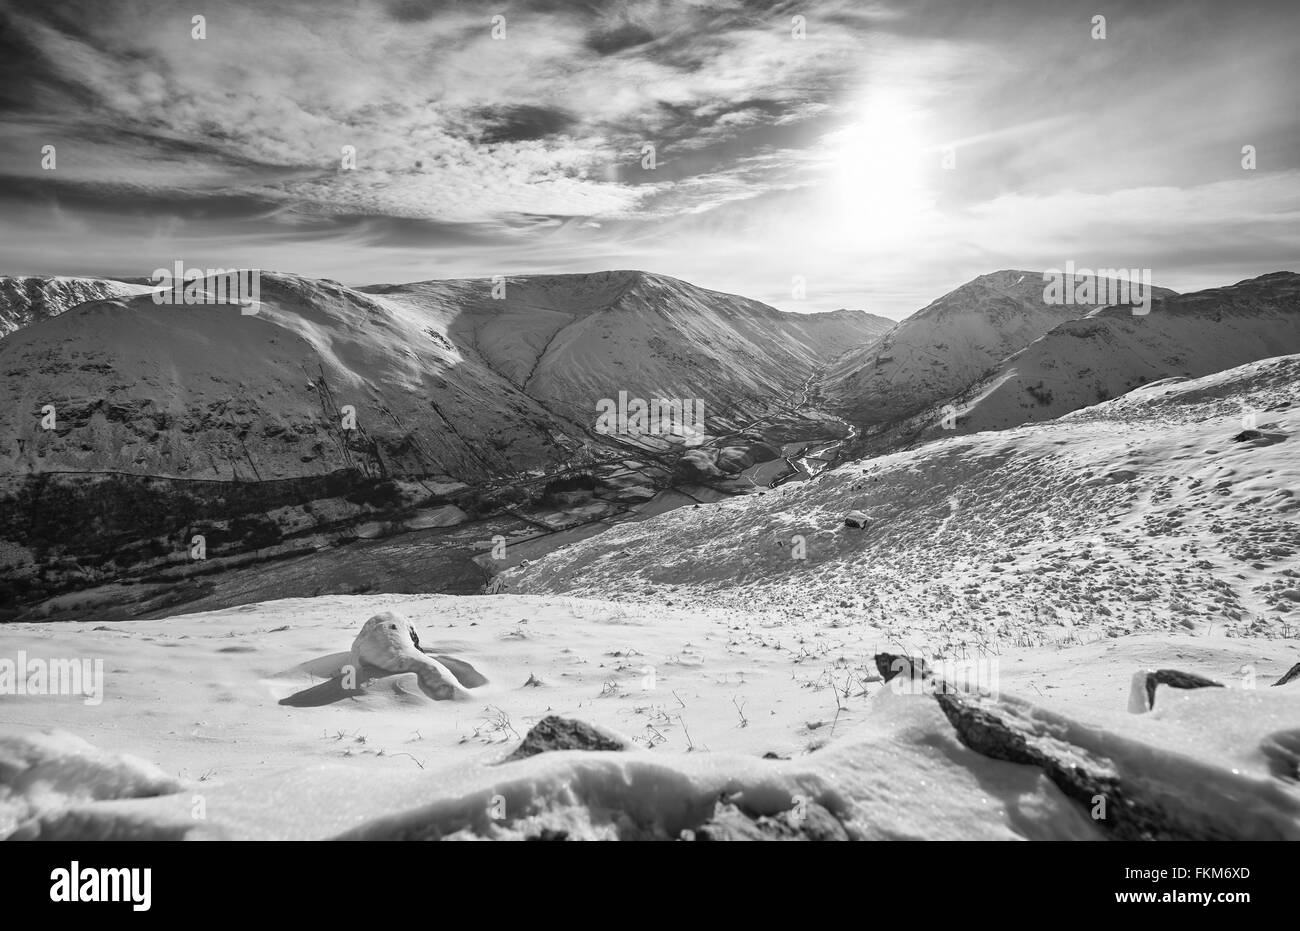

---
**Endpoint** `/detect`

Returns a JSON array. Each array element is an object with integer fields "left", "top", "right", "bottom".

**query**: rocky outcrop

[
  {"left": 1129, "top": 668, "right": 1223, "bottom": 713},
  {"left": 874, "top": 652, "right": 930, "bottom": 681},
  {"left": 503, "top": 716, "right": 626, "bottom": 762},
  {"left": 684, "top": 798, "right": 851, "bottom": 841},
  {"left": 933, "top": 686, "right": 1295, "bottom": 840}
]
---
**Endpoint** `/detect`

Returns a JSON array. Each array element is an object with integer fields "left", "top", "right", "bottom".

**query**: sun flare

[{"left": 824, "top": 95, "right": 935, "bottom": 244}]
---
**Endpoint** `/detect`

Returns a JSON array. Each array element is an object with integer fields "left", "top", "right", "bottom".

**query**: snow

[
  {"left": 508, "top": 354, "right": 1299, "bottom": 646},
  {"left": 2, "top": 581, "right": 1297, "bottom": 838}
]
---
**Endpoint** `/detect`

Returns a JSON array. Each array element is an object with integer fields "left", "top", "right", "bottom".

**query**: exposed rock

[
  {"left": 874, "top": 652, "right": 930, "bottom": 682},
  {"left": 1231, "top": 429, "right": 1287, "bottom": 447},
  {"left": 1259, "top": 729, "right": 1300, "bottom": 782},
  {"left": 685, "top": 799, "right": 851, "bottom": 841},
  {"left": 503, "top": 715, "right": 625, "bottom": 762},
  {"left": 933, "top": 689, "right": 1288, "bottom": 840},
  {"left": 1274, "top": 663, "right": 1300, "bottom": 687},
  {"left": 844, "top": 510, "right": 870, "bottom": 528},
  {"left": 524, "top": 828, "right": 570, "bottom": 841},
  {"left": 1127, "top": 668, "right": 1223, "bottom": 713}
]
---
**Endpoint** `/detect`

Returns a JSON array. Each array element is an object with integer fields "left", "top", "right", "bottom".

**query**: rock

[
  {"left": 1259, "top": 729, "right": 1300, "bottom": 782},
  {"left": 524, "top": 828, "right": 570, "bottom": 841},
  {"left": 933, "top": 689, "right": 1273, "bottom": 840},
  {"left": 685, "top": 799, "right": 851, "bottom": 841},
  {"left": 1274, "top": 662, "right": 1300, "bottom": 687},
  {"left": 1231, "top": 429, "right": 1286, "bottom": 447},
  {"left": 874, "top": 652, "right": 929, "bottom": 682},
  {"left": 844, "top": 510, "right": 870, "bottom": 528},
  {"left": 1127, "top": 668, "right": 1223, "bottom": 713},
  {"left": 503, "top": 715, "right": 625, "bottom": 762}
]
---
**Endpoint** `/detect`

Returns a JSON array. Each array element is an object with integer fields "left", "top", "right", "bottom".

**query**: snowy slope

[
  {"left": 2, "top": 594, "right": 1296, "bottom": 840},
  {"left": 0, "top": 276, "right": 153, "bottom": 339},
  {"left": 507, "top": 353, "right": 1300, "bottom": 644},
  {"left": 366, "top": 271, "right": 893, "bottom": 426},
  {"left": 821, "top": 270, "right": 1177, "bottom": 427},
  {"left": 896, "top": 271, "right": 1300, "bottom": 445}
]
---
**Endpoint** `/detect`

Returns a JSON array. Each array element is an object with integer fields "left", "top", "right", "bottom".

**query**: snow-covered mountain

[
  {"left": 364, "top": 271, "right": 893, "bottom": 425},
  {"left": 0, "top": 276, "right": 153, "bottom": 339},
  {"left": 0, "top": 270, "right": 889, "bottom": 483},
  {"left": 820, "top": 269, "right": 1177, "bottom": 428},
  {"left": 894, "top": 272, "right": 1300, "bottom": 445},
  {"left": 0, "top": 272, "right": 592, "bottom": 482}
]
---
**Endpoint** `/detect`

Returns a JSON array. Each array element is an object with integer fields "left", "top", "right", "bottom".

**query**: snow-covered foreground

[{"left": 2, "top": 592, "right": 1297, "bottom": 840}]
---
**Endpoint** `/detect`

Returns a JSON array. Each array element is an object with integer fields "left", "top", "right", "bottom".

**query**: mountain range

[{"left": 0, "top": 265, "right": 1295, "bottom": 621}]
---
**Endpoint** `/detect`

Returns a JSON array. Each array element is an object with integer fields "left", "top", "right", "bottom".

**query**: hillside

[
  {"left": 365, "top": 271, "right": 893, "bottom": 425},
  {"left": 506, "top": 353, "right": 1300, "bottom": 645},
  {"left": 820, "top": 269, "right": 1177, "bottom": 427},
  {"left": 891, "top": 272, "right": 1300, "bottom": 446}
]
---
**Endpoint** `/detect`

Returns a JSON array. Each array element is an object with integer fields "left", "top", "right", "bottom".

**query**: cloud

[{"left": 0, "top": 0, "right": 1295, "bottom": 317}]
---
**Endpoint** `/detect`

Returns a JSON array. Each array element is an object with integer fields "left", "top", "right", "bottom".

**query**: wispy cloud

[{"left": 0, "top": 0, "right": 1296, "bottom": 317}]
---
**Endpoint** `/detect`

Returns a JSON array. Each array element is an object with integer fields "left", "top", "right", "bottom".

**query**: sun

[{"left": 822, "top": 94, "right": 935, "bottom": 245}]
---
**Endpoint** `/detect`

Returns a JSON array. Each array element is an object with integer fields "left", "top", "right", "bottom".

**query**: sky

[{"left": 0, "top": 0, "right": 1297, "bottom": 319}]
